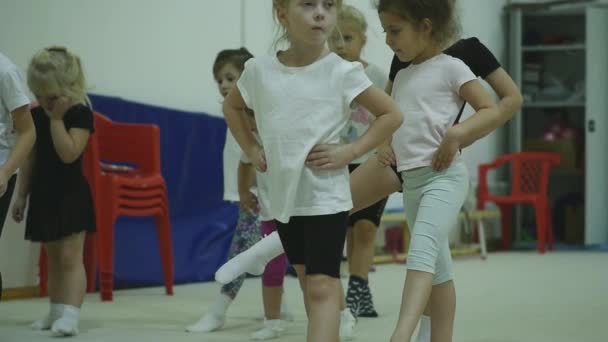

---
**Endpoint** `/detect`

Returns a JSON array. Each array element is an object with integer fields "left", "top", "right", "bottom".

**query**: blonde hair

[
  {"left": 339, "top": 4, "right": 367, "bottom": 34},
  {"left": 27, "top": 46, "right": 90, "bottom": 105},
  {"left": 272, "top": 0, "right": 344, "bottom": 48}
]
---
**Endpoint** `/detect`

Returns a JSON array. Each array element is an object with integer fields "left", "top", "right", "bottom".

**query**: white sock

[
  {"left": 279, "top": 291, "right": 294, "bottom": 322},
  {"left": 251, "top": 319, "right": 283, "bottom": 340},
  {"left": 340, "top": 309, "right": 356, "bottom": 341},
  {"left": 51, "top": 305, "right": 80, "bottom": 337},
  {"left": 185, "top": 294, "right": 232, "bottom": 333},
  {"left": 211, "top": 294, "right": 233, "bottom": 317},
  {"left": 215, "top": 231, "right": 284, "bottom": 284},
  {"left": 416, "top": 315, "right": 431, "bottom": 342},
  {"left": 30, "top": 303, "right": 64, "bottom": 330}
]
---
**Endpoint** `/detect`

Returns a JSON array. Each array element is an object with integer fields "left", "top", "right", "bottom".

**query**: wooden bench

[{"left": 375, "top": 209, "right": 500, "bottom": 263}]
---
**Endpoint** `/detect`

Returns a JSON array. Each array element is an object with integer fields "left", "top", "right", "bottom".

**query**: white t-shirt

[
  {"left": 240, "top": 148, "right": 270, "bottom": 221},
  {"left": 340, "top": 63, "right": 388, "bottom": 164},
  {"left": 0, "top": 53, "right": 30, "bottom": 166},
  {"left": 237, "top": 52, "right": 372, "bottom": 223},
  {"left": 222, "top": 129, "right": 242, "bottom": 202},
  {"left": 391, "top": 54, "right": 476, "bottom": 171}
]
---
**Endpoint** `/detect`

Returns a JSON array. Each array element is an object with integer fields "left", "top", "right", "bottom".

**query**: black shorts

[
  {"left": 390, "top": 164, "right": 404, "bottom": 192},
  {"left": 277, "top": 212, "right": 349, "bottom": 279},
  {"left": 348, "top": 164, "right": 388, "bottom": 226}
]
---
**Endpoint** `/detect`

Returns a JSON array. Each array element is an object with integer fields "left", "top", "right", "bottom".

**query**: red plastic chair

[
  {"left": 93, "top": 113, "right": 174, "bottom": 301},
  {"left": 477, "top": 152, "right": 560, "bottom": 254}
]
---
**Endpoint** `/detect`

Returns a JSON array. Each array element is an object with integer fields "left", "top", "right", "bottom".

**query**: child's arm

[
  {"left": 432, "top": 79, "right": 500, "bottom": 171},
  {"left": 12, "top": 148, "right": 35, "bottom": 223},
  {"left": 238, "top": 161, "right": 258, "bottom": 214},
  {"left": 307, "top": 86, "right": 403, "bottom": 169},
  {"left": 484, "top": 68, "right": 523, "bottom": 121},
  {"left": 351, "top": 87, "right": 403, "bottom": 159},
  {"left": 0, "top": 105, "right": 35, "bottom": 184},
  {"left": 48, "top": 98, "right": 90, "bottom": 164},
  {"left": 15, "top": 148, "right": 34, "bottom": 200},
  {"left": 223, "top": 88, "right": 266, "bottom": 171},
  {"left": 50, "top": 119, "right": 90, "bottom": 164}
]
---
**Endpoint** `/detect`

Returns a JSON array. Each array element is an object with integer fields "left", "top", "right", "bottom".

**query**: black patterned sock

[
  {"left": 346, "top": 275, "right": 365, "bottom": 317},
  {"left": 358, "top": 280, "right": 379, "bottom": 318}
]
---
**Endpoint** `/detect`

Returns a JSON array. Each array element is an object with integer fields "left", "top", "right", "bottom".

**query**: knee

[
  {"left": 306, "top": 275, "right": 338, "bottom": 303},
  {"left": 57, "top": 247, "right": 82, "bottom": 271},
  {"left": 354, "top": 221, "right": 376, "bottom": 247},
  {"left": 262, "top": 256, "right": 287, "bottom": 287}
]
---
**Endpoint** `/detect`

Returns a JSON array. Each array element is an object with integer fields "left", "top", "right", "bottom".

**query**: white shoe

[
  {"left": 50, "top": 317, "right": 79, "bottom": 337},
  {"left": 251, "top": 319, "right": 283, "bottom": 340},
  {"left": 340, "top": 309, "right": 356, "bottom": 341},
  {"left": 185, "top": 313, "right": 225, "bottom": 333}
]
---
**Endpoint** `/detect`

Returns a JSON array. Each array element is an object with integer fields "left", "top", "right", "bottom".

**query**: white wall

[
  {"left": 0, "top": 0, "right": 243, "bottom": 116},
  {"left": 0, "top": 0, "right": 510, "bottom": 288}
]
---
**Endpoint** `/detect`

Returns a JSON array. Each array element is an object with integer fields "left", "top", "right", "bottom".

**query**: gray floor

[{"left": 0, "top": 252, "right": 606, "bottom": 342}]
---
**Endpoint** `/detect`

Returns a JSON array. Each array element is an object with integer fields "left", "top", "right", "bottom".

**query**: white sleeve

[
  {"left": 343, "top": 61, "right": 373, "bottom": 107},
  {"left": 366, "top": 64, "right": 389, "bottom": 89},
  {"left": 236, "top": 59, "right": 256, "bottom": 110},
  {"left": 0, "top": 68, "right": 30, "bottom": 112},
  {"left": 447, "top": 59, "right": 477, "bottom": 95}
]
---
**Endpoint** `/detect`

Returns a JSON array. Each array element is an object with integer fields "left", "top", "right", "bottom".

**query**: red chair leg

[
  {"left": 84, "top": 233, "right": 97, "bottom": 293},
  {"left": 155, "top": 213, "right": 174, "bottom": 296},
  {"left": 498, "top": 204, "right": 513, "bottom": 250},
  {"left": 546, "top": 203, "right": 554, "bottom": 251},
  {"left": 39, "top": 247, "right": 48, "bottom": 297},
  {"left": 534, "top": 201, "right": 547, "bottom": 254},
  {"left": 97, "top": 210, "right": 116, "bottom": 301}
]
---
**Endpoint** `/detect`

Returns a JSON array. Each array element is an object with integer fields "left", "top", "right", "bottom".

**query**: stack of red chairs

[
  {"left": 39, "top": 113, "right": 174, "bottom": 301},
  {"left": 477, "top": 152, "right": 560, "bottom": 254}
]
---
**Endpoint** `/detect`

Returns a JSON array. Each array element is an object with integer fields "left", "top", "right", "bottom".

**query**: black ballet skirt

[{"left": 24, "top": 105, "right": 96, "bottom": 242}]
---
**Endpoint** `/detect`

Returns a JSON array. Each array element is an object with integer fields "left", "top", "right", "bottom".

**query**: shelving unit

[{"left": 507, "top": 2, "right": 608, "bottom": 247}]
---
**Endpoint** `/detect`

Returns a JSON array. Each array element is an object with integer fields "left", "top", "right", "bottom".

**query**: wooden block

[{"left": 1, "top": 286, "right": 40, "bottom": 301}]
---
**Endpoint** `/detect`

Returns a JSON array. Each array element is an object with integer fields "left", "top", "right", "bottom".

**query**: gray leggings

[{"left": 402, "top": 162, "right": 468, "bottom": 285}]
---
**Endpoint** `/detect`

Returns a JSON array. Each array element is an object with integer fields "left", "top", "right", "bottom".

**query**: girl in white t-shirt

[
  {"left": 222, "top": 1, "right": 402, "bottom": 340},
  {"left": 187, "top": 48, "right": 292, "bottom": 336},
  {"left": 328, "top": 4, "right": 389, "bottom": 320}
]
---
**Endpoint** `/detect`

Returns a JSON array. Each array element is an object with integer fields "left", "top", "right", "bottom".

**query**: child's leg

[
  {"left": 216, "top": 160, "right": 401, "bottom": 287},
  {"left": 215, "top": 232, "right": 284, "bottom": 285},
  {"left": 349, "top": 158, "right": 401, "bottom": 214},
  {"left": 220, "top": 206, "right": 261, "bottom": 299},
  {"left": 54, "top": 232, "right": 87, "bottom": 308},
  {"left": 391, "top": 164, "right": 468, "bottom": 342},
  {"left": 347, "top": 196, "right": 386, "bottom": 319},
  {"left": 187, "top": 207, "right": 260, "bottom": 333},
  {"left": 47, "top": 232, "right": 87, "bottom": 336},
  {"left": 424, "top": 237, "right": 456, "bottom": 341},
  {"left": 301, "top": 213, "right": 350, "bottom": 342},
  {"left": 31, "top": 243, "right": 65, "bottom": 331},
  {"left": 260, "top": 221, "right": 288, "bottom": 320},
  {"left": 306, "top": 274, "right": 342, "bottom": 342}
]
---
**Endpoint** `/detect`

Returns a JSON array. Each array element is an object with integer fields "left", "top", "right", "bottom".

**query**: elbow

[
  {"left": 391, "top": 110, "right": 404, "bottom": 132},
  {"left": 504, "top": 91, "right": 523, "bottom": 121},
  {"left": 511, "top": 91, "right": 524, "bottom": 116}
]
